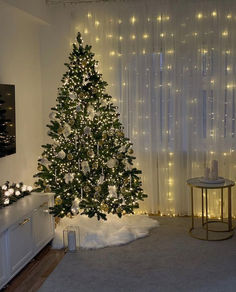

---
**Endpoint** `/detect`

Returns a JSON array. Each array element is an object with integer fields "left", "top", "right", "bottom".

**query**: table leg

[
  {"left": 191, "top": 187, "right": 194, "bottom": 229},
  {"left": 205, "top": 189, "right": 208, "bottom": 240},
  {"left": 202, "top": 188, "right": 204, "bottom": 226},
  {"left": 221, "top": 188, "right": 223, "bottom": 222},
  {"left": 228, "top": 187, "right": 232, "bottom": 232}
]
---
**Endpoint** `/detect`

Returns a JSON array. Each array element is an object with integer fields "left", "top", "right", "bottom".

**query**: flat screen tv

[{"left": 0, "top": 84, "right": 16, "bottom": 158}]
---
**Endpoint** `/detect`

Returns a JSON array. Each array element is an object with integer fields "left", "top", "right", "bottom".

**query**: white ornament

[
  {"left": 57, "top": 150, "right": 66, "bottom": 159},
  {"left": 39, "top": 158, "right": 51, "bottom": 168},
  {"left": 21, "top": 185, "right": 27, "bottom": 192},
  {"left": 87, "top": 105, "right": 95, "bottom": 121},
  {"left": 69, "top": 92, "right": 77, "bottom": 100},
  {"left": 4, "top": 191, "right": 10, "bottom": 197},
  {"left": 4, "top": 198, "right": 9, "bottom": 205},
  {"left": 63, "top": 124, "right": 72, "bottom": 138},
  {"left": 2, "top": 185, "right": 7, "bottom": 190},
  {"left": 49, "top": 112, "right": 57, "bottom": 121},
  {"left": 64, "top": 173, "right": 75, "bottom": 184},
  {"left": 9, "top": 188, "right": 14, "bottom": 195},
  {"left": 15, "top": 191, "right": 21, "bottom": 196},
  {"left": 98, "top": 175, "right": 104, "bottom": 185},
  {"left": 81, "top": 161, "right": 90, "bottom": 175},
  {"left": 107, "top": 158, "right": 117, "bottom": 168},
  {"left": 71, "top": 198, "right": 80, "bottom": 215},
  {"left": 108, "top": 185, "right": 117, "bottom": 198},
  {"left": 27, "top": 186, "right": 33, "bottom": 192}
]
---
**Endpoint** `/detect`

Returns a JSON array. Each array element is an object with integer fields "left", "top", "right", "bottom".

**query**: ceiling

[{"left": 46, "top": 0, "right": 129, "bottom": 4}]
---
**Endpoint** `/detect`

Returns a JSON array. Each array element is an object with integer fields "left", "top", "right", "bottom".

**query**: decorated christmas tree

[{"left": 34, "top": 32, "right": 147, "bottom": 220}]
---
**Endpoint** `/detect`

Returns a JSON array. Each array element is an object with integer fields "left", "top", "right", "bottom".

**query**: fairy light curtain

[{"left": 71, "top": 0, "right": 236, "bottom": 217}]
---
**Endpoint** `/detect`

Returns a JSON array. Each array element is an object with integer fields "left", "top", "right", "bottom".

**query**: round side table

[{"left": 187, "top": 177, "right": 235, "bottom": 241}]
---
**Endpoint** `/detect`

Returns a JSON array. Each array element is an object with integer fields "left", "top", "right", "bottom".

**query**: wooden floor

[{"left": 2, "top": 245, "right": 65, "bottom": 292}]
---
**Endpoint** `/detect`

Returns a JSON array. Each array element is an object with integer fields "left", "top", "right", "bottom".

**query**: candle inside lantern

[{"left": 211, "top": 160, "right": 218, "bottom": 179}]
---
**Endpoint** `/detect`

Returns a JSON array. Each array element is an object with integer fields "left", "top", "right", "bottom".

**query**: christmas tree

[{"left": 34, "top": 32, "right": 147, "bottom": 220}]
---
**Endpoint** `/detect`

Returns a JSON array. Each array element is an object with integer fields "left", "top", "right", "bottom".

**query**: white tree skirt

[{"left": 52, "top": 214, "right": 159, "bottom": 249}]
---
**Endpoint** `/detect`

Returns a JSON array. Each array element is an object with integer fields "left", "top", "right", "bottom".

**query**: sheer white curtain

[{"left": 70, "top": 0, "right": 236, "bottom": 217}]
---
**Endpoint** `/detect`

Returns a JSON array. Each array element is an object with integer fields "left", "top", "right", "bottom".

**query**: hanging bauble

[
  {"left": 82, "top": 60, "right": 87, "bottom": 67},
  {"left": 81, "top": 161, "right": 90, "bottom": 174},
  {"left": 98, "top": 175, "right": 104, "bottom": 185},
  {"left": 45, "top": 186, "right": 51, "bottom": 193},
  {"left": 101, "top": 202, "right": 109, "bottom": 212},
  {"left": 108, "top": 185, "right": 117, "bottom": 198},
  {"left": 57, "top": 127, "right": 63, "bottom": 134},
  {"left": 69, "top": 92, "right": 77, "bottom": 100},
  {"left": 67, "top": 153, "right": 73, "bottom": 160},
  {"left": 117, "top": 153, "right": 123, "bottom": 160},
  {"left": 78, "top": 92, "right": 85, "bottom": 99},
  {"left": 87, "top": 105, "right": 95, "bottom": 120},
  {"left": 107, "top": 158, "right": 118, "bottom": 168},
  {"left": 55, "top": 196, "right": 62, "bottom": 205},
  {"left": 57, "top": 150, "right": 66, "bottom": 159},
  {"left": 63, "top": 124, "right": 72, "bottom": 138},
  {"left": 64, "top": 173, "right": 75, "bottom": 184},
  {"left": 37, "top": 165, "right": 43, "bottom": 171},
  {"left": 116, "top": 207, "right": 122, "bottom": 214},
  {"left": 87, "top": 149, "right": 94, "bottom": 158},
  {"left": 71, "top": 197, "right": 80, "bottom": 215},
  {"left": 117, "top": 131, "right": 124, "bottom": 138},
  {"left": 49, "top": 112, "right": 57, "bottom": 121},
  {"left": 84, "top": 185, "right": 91, "bottom": 193},
  {"left": 95, "top": 185, "right": 102, "bottom": 193},
  {"left": 39, "top": 157, "right": 51, "bottom": 168},
  {"left": 98, "top": 140, "right": 104, "bottom": 146},
  {"left": 84, "top": 126, "right": 91, "bottom": 135},
  {"left": 69, "top": 119, "right": 75, "bottom": 126},
  {"left": 92, "top": 161, "right": 98, "bottom": 169},
  {"left": 128, "top": 148, "right": 134, "bottom": 155}
]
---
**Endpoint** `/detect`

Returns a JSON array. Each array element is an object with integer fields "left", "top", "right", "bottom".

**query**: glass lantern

[{"left": 63, "top": 226, "right": 80, "bottom": 252}]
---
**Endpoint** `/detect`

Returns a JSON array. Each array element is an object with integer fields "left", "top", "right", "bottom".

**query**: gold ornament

[
  {"left": 82, "top": 60, "right": 87, "bottom": 67},
  {"left": 101, "top": 203, "right": 109, "bottom": 212},
  {"left": 92, "top": 162, "right": 98, "bottom": 169},
  {"left": 117, "top": 131, "right": 124, "bottom": 138},
  {"left": 43, "top": 180, "right": 47, "bottom": 186},
  {"left": 79, "top": 92, "right": 85, "bottom": 99},
  {"left": 121, "top": 187, "right": 126, "bottom": 193},
  {"left": 87, "top": 150, "right": 95, "bottom": 158},
  {"left": 102, "top": 132, "right": 107, "bottom": 140},
  {"left": 122, "top": 210, "right": 127, "bottom": 215},
  {"left": 116, "top": 207, "right": 122, "bottom": 213},
  {"left": 67, "top": 153, "right": 73, "bottom": 160},
  {"left": 92, "top": 88, "right": 98, "bottom": 94},
  {"left": 128, "top": 148, "right": 134, "bottom": 154},
  {"left": 57, "top": 127, "right": 63, "bottom": 134},
  {"left": 55, "top": 196, "right": 62, "bottom": 205},
  {"left": 95, "top": 185, "right": 102, "bottom": 192},
  {"left": 98, "top": 140, "right": 104, "bottom": 146},
  {"left": 45, "top": 186, "right": 51, "bottom": 193},
  {"left": 117, "top": 153, "right": 123, "bottom": 160},
  {"left": 69, "top": 119, "right": 75, "bottom": 126},
  {"left": 84, "top": 186, "right": 91, "bottom": 193},
  {"left": 37, "top": 165, "right": 43, "bottom": 171}
]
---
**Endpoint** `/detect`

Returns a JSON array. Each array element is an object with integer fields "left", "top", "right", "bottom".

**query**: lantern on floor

[{"left": 63, "top": 226, "right": 80, "bottom": 252}]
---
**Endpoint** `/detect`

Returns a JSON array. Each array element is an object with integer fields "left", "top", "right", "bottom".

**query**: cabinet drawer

[
  {"left": 8, "top": 216, "right": 33, "bottom": 275},
  {"left": 33, "top": 201, "right": 54, "bottom": 252},
  {"left": 0, "top": 232, "right": 8, "bottom": 288}
]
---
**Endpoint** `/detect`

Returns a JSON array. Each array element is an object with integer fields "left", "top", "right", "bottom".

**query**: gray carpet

[{"left": 39, "top": 217, "right": 236, "bottom": 292}]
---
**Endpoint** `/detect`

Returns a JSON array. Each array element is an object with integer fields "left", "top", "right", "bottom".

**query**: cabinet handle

[{"left": 19, "top": 218, "right": 30, "bottom": 226}]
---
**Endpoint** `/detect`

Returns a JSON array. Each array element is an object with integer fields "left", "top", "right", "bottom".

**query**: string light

[{"left": 196, "top": 13, "right": 203, "bottom": 19}]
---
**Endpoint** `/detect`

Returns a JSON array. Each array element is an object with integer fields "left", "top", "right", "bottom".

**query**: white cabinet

[
  {"left": 0, "top": 193, "right": 54, "bottom": 289},
  {"left": 0, "top": 232, "right": 8, "bottom": 287}
]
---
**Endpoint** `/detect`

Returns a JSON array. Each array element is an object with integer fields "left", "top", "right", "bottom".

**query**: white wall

[{"left": 0, "top": 1, "right": 44, "bottom": 185}]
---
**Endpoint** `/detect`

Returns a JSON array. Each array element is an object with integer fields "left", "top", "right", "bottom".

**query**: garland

[{"left": 0, "top": 181, "right": 33, "bottom": 208}]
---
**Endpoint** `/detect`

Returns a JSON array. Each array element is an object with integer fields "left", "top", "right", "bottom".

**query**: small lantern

[{"left": 63, "top": 226, "right": 80, "bottom": 252}]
